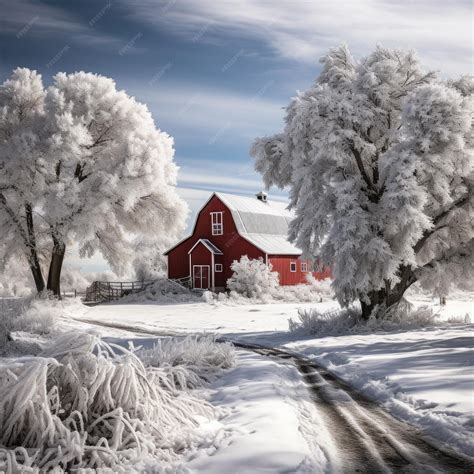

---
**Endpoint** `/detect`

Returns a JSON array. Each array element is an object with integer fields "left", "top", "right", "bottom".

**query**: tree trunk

[
  {"left": 360, "top": 288, "right": 387, "bottom": 320},
  {"left": 46, "top": 235, "right": 66, "bottom": 298},
  {"left": 25, "top": 203, "right": 45, "bottom": 292},
  {"left": 28, "top": 255, "right": 45, "bottom": 293},
  {"left": 360, "top": 266, "right": 417, "bottom": 319}
]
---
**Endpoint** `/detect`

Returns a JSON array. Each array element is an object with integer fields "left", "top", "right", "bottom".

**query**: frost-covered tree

[
  {"left": 227, "top": 256, "right": 279, "bottom": 298},
  {"left": 132, "top": 234, "right": 172, "bottom": 281},
  {"left": 252, "top": 46, "right": 473, "bottom": 318},
  {"left": 0, "top": 68, "right": 187, "bottom": 296}
]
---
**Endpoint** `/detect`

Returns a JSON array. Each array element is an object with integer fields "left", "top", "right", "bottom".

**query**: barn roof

[
  {"left": 164, "top": 192, "right": 302, "bottom": 256},
  {"left": 215, "top": 192, "right": 301, "bottom": 255}
]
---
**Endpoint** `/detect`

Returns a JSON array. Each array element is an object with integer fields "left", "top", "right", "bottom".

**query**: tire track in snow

[
  {"left": 231, "top": 341, "right": 474, "bottom": 474},
  {"left": 74, "top": 317, "right": 474, "bottom": 473}
]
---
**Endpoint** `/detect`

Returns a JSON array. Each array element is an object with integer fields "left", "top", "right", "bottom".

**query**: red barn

[{"left": 164, "top": 191, "right": 331, "bottom": 291}]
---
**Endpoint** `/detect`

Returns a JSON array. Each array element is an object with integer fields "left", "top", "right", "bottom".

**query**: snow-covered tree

[
  {"left": 252, "top": 46, "right": 473, "bottom": 318},
  {"left": 227, "top": 255, "right": 279, "bottom": 298},
  {"left": 132, "top": 234, "right": 172, "bottom": 281},
  {"left": 0, "top": 68, "right": 187, "bottom": 296}
]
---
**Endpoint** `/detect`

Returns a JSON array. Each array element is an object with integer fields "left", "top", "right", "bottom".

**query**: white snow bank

[
  {"left": 0, "top": 332, "right": 236, "bottom": 473},
  {"left": 121, "top": 278, "right": 204, "bottom": 304},
  {"left": 188, "top": 350, "right": 333, "bottom": 473}
]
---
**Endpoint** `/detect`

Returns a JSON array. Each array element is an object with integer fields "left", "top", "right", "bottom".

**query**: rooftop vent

[{"left": 256, "top": 191, "right": 268, "bottom": 203}]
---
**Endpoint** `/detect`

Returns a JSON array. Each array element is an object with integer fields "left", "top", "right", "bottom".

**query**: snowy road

[
  {"left": 74, "top": 316, "right": 474, "bottom": 473},
  {"left": 232, "top": 342, "right": 474, "bottom": 473}
]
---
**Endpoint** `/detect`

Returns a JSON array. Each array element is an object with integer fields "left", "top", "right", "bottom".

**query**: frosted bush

[
  {"left": 227, "top": 256, "right": 279, "bottom": 299},
  {"left": 0, "top": 298, "right": 60, "bottom": 337},
  {"left": 138, "top": 336, "right": 235, "bottom": 390},
  {"left": 289, "top": 300, "right": 442, "bottom": 336},
  {"left": 288, "top": 307, "right": 360, "bottom": 335},
  {"left": 0, "top": 332, "right": 234, "bottom": 473},
  {"left": 13, "top": 299, "right": 58, "bottom": 334}
]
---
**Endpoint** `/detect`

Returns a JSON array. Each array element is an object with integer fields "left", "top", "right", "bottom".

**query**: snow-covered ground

[
  {"left": 69, "top": 295, "right": 474, "bottom": 463},
  {"left": 188, "top": 350, "right": 330, "bottom": 473},
  {"left": 3, "top": 293, "right": 472, "bottom": 470}
]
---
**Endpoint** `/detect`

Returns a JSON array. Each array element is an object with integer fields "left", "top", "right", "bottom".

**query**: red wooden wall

[
  {"left": 268, "top": 256, "right": 331, "bottom": 285},
  {"left": 167, "top": 195, "right": 264, "bottom": 288}
]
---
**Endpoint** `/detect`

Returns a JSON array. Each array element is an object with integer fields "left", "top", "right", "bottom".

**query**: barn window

[
  {"left": 290, "top": 261, "right": 297, "bottom": 272},
  {"left": 215, "top": 263, "right": 223, "bottom": 272},
  {"left": 211, "top": 212, "right": 223, "bottom": 235},
  {"left": 301, "top": 262, "right": 308, "bottom": 272}
]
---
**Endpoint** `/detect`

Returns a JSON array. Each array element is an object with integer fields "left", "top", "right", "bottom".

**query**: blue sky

[{"left": 1, "top": 0, "right": 471, "bottom": 271}]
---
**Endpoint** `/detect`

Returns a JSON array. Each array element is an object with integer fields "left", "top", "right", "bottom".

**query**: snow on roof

[
  {"left": 188, "top": 238, "right": 223, "bottom": 255},
  {"left": 216, "top": 192, "right": 293, "bottom": 233},
  {"left": 215, "top": 192, "right": 301, "bottom": 255},
  {"left": 242, "top": 234, "right": 301, "bottom": 255}
]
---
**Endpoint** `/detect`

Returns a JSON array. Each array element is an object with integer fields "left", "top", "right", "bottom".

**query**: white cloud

[
  {"left": 124, "top": 0, "right": 472, "bottom": 76},
  {"left": 131, "top": 82, "right": 285, "bottom": 142}
]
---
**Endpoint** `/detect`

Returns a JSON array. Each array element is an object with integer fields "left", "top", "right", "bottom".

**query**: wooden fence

[{"left": 84, "top": 277, "right": 191, "bottom": 303}]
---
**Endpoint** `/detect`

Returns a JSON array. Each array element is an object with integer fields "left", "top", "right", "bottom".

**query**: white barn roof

[{"left": 215, "top": 192, "right": 301, "bottom": 255}]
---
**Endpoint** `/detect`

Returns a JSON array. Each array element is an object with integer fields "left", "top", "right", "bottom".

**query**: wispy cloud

[
  {"left": 122, "top": 0, "right": 472, "bottom": 76},
  {"left": 1, "top": 0, "right": 129, "bottom": 51},
  {"left": 177, "top": 158, "right": 264, "bottom": 192},
  {"left": 133, "top": 82, "right": 284, "bottom": 143}
]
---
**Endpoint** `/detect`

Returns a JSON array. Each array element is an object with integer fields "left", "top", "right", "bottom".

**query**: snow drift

[{"left": 121, "top": 278, "right": 203, "bottom": 304}]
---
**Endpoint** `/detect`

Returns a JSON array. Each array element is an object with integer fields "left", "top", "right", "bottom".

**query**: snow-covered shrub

[
  {"left": 0, "top": 332, "right": 233, "bottom": 473},
  {"left": 288, "top": 307, "right": 360, "bottom": 335},
  {"left": 227, "top": 256, "right": 279, "bottom": 299},
  {"left": 0, "top": 297, "right": 59, "bottom": 336},
  {"left": 12, "top": 299, "right": 58, "bottom": 335},
  {"left": 208, "top": 264, "right": 334, "bottom": 305},
  {"left": 289, "top": 300, "right": 441, "bottom": 336},
  {"left": 121, "top": 278, "right": 203, "bottom": 304},
  {"left": 447, "top": 313, "right": 472, "bottom": 324},
  {"left": 138, "top": 335, "right": 235, "bottom": 390}
]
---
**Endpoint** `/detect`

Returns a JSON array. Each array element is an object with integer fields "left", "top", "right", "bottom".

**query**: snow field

[
  {"left": 72, "top": 296, "right": 474, "bottom": 459},
  {"left": 188, "top": 350, "right": 332, "bottom": 473}
]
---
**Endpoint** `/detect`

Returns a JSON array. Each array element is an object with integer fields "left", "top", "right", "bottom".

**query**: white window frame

[
  {"left": 215, "top": 263, "right": 223, "bottom": 272},
  {"left": 211, "top": 212, "right": 223, "bottom": 235},
  {"left": 301, "top": 262, "right": 308, "bottom": 272},
  {"left": 290, "top": 261, "right": 297, "bottom": 272}
]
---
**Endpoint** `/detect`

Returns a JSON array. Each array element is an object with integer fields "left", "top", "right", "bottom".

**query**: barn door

[{"left": 193, "top": 265, "right": 209, "bottom": 289}]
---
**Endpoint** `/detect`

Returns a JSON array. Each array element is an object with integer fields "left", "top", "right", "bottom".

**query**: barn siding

[
  {"left": 269, "top": 256, "right": 331, "bottom": 286},
  {"left": 167, "top": 195, "right": 265, "bottom": 287}
]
